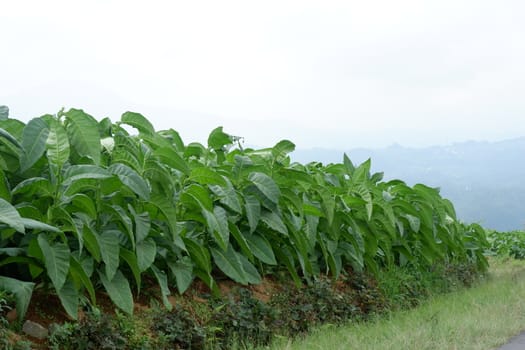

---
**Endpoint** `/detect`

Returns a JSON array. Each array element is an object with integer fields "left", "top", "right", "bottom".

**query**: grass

[{"left": 264, "top": 258, "right": 525, "bottom": 350}]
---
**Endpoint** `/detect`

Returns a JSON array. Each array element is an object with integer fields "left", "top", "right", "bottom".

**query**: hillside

[{"left": 292, "top": 138, "right": 525, "bottom": 231}]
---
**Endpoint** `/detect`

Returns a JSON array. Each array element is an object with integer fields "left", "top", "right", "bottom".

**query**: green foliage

[
  {"left": 48, "top": 307, "right": 127, "bottom": 350},
  {"left": 211, "top": 288, "right": 276, "bottom": 348},
  {"left": 0, "top": 107, "right": 489, "bottom": 320},
  {"left": 487, "top": 230, "right": 525, "bottom": 259},
  {"left": 152, "top": 305, "right": 208, "bottom": 349}
]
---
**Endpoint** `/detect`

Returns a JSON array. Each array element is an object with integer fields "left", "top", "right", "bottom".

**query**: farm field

[{"left": 0, "top": 108, "right": 502, "bottom": 349}]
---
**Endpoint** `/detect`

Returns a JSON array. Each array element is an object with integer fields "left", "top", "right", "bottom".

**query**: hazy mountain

[{"left": 292, "top": 138, "right": 525, "bottom": 231}]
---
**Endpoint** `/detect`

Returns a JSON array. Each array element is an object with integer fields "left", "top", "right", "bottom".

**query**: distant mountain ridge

[{"left": 292, "top": 137, "right": 525, "bottom": 231}]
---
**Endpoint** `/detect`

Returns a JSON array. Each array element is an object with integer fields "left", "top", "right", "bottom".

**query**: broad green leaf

[
  {"left": 149, "top": 194, "right": 178, "bottom": 236},
  {"left": 167, "top": 256, "right": 194, "bottom": 294},
  {"left": 150, "top": 265, "right": 172, "bottom": 310},
  {"left": 229, "top": 223, "right": 253, "bottom": 261},
  {"left": 20, "top": 117, "right": 49, "bottom": 172},
  {"left": 119, "top": 248, "right": 141, "bottom": 293},
  {"left": 180, "top": 184, "right": 213, "bottom": 211},
  {"left": 43, "top": 116, "right": 70, "bottom": 169},
  {"left": 121, "top": 111, "right": 155, "bottom": 135},
  {"left": 154, "top": 146, "right": 190, "bottom": 175},
  {"left": 245, "top": 233, "right": 277, "bottom": 265},
  {"left": 261, "top": 211, "right": 288, "bottom": 235},
  {"left": 64, "top": 109, "right": 101, "bottom": 165},
  {"left": 56, "top": 278, "right": 79, "bottom": 320},
  {"left": 354, "top": 184, "right": 373, "bottom": 220},
  {"left": 37, "top": 235, "right": 70, "bottom": 291},
  {"left": 184, "top": 238, "right": 211, "bottom": 274},
  {"left": 158, "top": 128, "right": 185, "bottom": 152},
  {"left": 129, "top": 206, "right": 151, "bottom": 244},
  {"left": 69, "top": 256, "right": 96, "bottom": 305},
  {"left": 0, "top": 127, "right": 22, "bottom": 150},
  {"left": 136, "top": 238, "right": 156, "bottom": 272},
  {"left": 0, "top": 276, "right": 34, "bottom": 322},
  {"left": 109, "top": 163, "right": 150, "bottom": 200},
  {"left": 272, "top": 140, "right": 295, "bottom": 162},
  {"left": 21, "top": 218, "right": 60, "bottom": 233},
  {"left": 204, "top": 206, "right": 229, "bottom": 251},
  {"left": 189, "top": 167, "right": 227, "bottom": 187},
  {"left": 207, "top": 126, "right": 232, "bottom": 150},
  {"left": 82, "top": 226, "right": 101, "bottom": 262},
  {"left": 238, "top": 254, "right": 261, "bottom": 284},
  {"left": 244, "top": 194, "right": 260, "bottom": 233},
  {"left": 0, "top": 198, "right": 25, "bottom": 233},
  {"left": 209, "top": 178, "right": 242, "bottom": 214},
  {"left": 100, "top": 230, "right": 120, "bottom": 281},
  {"left": 211, "top": 245, "right": 247, "bottom": 284},
  {"left": 404, "top": 214, "right": 421, "bottom": 233},
  {"left": 62, "top": 164, "right": 111, "bottom": 186},
  {"left": 318, "top": 188, "right": 335, "bottom": 226},
  {"left": 70, "top": 194, "right": 97, "bottom": 219},
  {"left": 11, "top": 177, "right": 53, "bottom": 197},
  {"left": 248, "top": 172, "right": 280, "bottom": 204},
  {"left": 343, "top": 153, "right": 355, "bottom": 176},
  {"left": 99, "top": 269, "right": 133, "bottom": 315}
]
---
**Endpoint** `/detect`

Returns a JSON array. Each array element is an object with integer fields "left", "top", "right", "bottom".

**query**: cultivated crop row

[{"left": 0, "top": 108, "right": 488, "bottom": 320}]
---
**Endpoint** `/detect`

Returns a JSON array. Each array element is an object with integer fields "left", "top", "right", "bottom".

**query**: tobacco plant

[{"left": 0, "top": 107, "right": 489, "bottom": 320}]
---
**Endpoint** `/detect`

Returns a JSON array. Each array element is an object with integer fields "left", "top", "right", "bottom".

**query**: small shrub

[
  {"left": 210, "top": 288, "right": 277, "bottom": 348},
  {"left": 48, "top": 307, "right": 126, "bottom": 350},
  {"left": 270, "top": 277, "right": 360, "bottom": 335},
  {"left": 152, "top": 304, "right": 207, "bottom": 349}
]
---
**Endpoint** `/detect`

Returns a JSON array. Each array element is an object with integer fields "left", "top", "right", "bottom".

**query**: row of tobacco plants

[{"left": 0, "top": 107, "right": 488, "bottom": 329}]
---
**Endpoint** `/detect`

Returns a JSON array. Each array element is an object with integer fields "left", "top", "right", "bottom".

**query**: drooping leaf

[
  {"left": 20, "top": 117, "right": 49, "bottom": 172},
  {"left": 248, "top": 172, "right": 280, "bottom": 204},
  {"left": 136, "top": 238, "right": 157, "bottom": 272},
  {"left": 0, "top": 198, "right": 25, "bottom": 233},
  {"left": 271, "top": 140, "right": 295, "bottom": 163},
  {"left": 154, "top": 147, "right": 190, "bottom": 175},
  {"left": 202, "top": 206, "right": 229, "bottom": 251},
  {"left": 149, "top": 194, "right": 178, "bottom": 236},
  {"left": 0, "top": 127, "right": 22, "bottom": 150},
  {"left": 211, "top": 245, "right": 247, "bottom": 284},
  {"left": 37, "top": 235, "right": 70, "bottom": 291},
  {"left": 168, "top": 256, "right": 194, "bottom": 294},
  {"left": 21, "top": 218, "right": 60, "bottom": 233},
  {"left": 121, "top": 111, "right": 155, "bottom": 135},
  {"left": 109, "top": 163, "right": 150, "bottom": 200},
  {"left": 150, "top": 265, "right": 172, "bottom": 311},
  {"left": 209, "top": 178, "right": 242, "bottom": 214},
  {"left": 207, "top": 126, "right": 232, "bottom": 150},
  {"left": 64, "top": 109, "right": 101, "bottom": 165},
  {"left": 99, "top": 230, "right": 121, "bottom": 281},
  {"left": 189, "top": 167, "right": 227, "bottom": 187},
  {"left": 244, "top": 194, "right": 260, "bottom": 233},
  {"left": 119, "top": 248, "right": 141, "bottom": 293},
  {"left": 129, "top": 206, "right": 151, "bottom": 244},
  {"left": 69, "top": 256, "right": 96, "bottom": 305},
  {"left": 62, "top": 165, "right": 111, "bottom": 186},
  {"left": 56, "top": 277, "right": 79, "bottom": 320},
  {"left": 0, "top": 276, "right": 34, "bottom": 322},
  {"left": 99, "top": 269, "right": 134, "bottom": 315},
  {"left": 180, "top": 184, "right": 213, "bottom": 212},
  {"left": 238, "top": 254, "right": 261, "bottom": 284},
  {"left": 245, "top": 233, "right": 277, "bottom": 265},
  {"left": 260, "top": 210, "right": 288, "bottom": 235}
]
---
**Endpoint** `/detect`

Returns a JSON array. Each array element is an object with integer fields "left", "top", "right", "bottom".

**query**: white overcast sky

[{"left": 1, "top": 0, "right": 524, "bottom": 149}]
